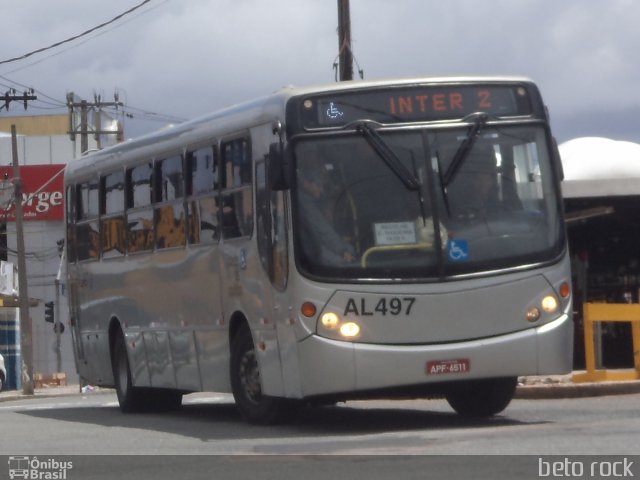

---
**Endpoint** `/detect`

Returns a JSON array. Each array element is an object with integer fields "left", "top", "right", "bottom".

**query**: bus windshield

[{"left": 292, "top": 124, "right": 563, "bottom": 280}]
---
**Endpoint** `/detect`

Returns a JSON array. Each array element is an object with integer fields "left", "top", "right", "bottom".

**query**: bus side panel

[
  {"left": 196, "top": 329, "right": 231, "bottom": 392},
  {"left": 275, "top": 322, "right": 304, "bottom": 398},
  {"left": 78, "top": 330, "right": 113, "bottom": 387},
  {"left": 219, "top": 239, "right": 286, "bottom": 397},
  {"left": 127, "top": 330, "right": 151, "bottom": 388},
  {"left": 72, "top": 263, "right": 118, "bottom": 387},
  {"left": 145, "top": 331, "right": 176, "bottom": 389},
  {"left": 170, "top": 330, "right": 202, "bottom": 392}
]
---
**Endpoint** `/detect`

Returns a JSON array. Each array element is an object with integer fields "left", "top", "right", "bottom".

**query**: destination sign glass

[{"left": 299, "top": 84, "right": 533, "bottom": 129}]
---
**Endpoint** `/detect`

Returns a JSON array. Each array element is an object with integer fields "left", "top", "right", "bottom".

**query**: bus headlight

[
  {"left": 321, "top": 312, "right": 340, "bottom": 330},
  {"left": 541, "top": 295, "right": 559, "bottom": 313},
  {"left": 339, "top": 322, "right": 360, "bottom": 338},
  {"left": 526, "top": 307, "right": 541, "bottom": 322}
]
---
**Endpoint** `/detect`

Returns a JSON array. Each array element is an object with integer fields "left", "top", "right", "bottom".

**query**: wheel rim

[{"left": 238, "top": 348, "right": 262, "bottom": 404}]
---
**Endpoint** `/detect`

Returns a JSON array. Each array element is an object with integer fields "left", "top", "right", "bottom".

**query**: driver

[
  {"left": 297, "top": 164, "right": 355, "bottom": 264},
  {"left": 448, "top": 145, "right": 499, "bottom": 217}
]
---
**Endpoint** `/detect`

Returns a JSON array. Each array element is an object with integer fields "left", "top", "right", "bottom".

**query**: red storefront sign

[{"left": 0, "top": 165, "right": 65, "bottom": 221}]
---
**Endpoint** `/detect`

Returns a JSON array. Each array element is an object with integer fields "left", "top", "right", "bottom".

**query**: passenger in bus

[{"left": 297, "top": 166, "right": 355, "bottom": 265}]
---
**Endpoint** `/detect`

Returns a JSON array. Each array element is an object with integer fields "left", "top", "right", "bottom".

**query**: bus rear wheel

[
  {"left": 112, "top": 333, "right": 149, "bottom": 413},
  {"left": 445, "top": 377, "right": 517, "bottom": 418},
  {"left": 112, "top": 334, "right": 183, "bottom": 412},
  {"left": 230, "top": 324, "right": 294, "bottom": 424}
]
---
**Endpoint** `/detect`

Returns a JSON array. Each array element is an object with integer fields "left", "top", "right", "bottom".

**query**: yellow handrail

[{"left": 361, "top": 243, "right": 433, "bottom": 268}]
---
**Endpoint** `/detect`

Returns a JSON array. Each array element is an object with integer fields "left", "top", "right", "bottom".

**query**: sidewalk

[
  {"left": 1, "top": 374, "right": 640, "bottom": 403},
  {"left": 515, "top": 373, "right": 640, "bottom": 399}
]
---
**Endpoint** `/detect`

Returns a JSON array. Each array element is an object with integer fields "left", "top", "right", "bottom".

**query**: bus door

[{"left": 65, "top": 183, "right": 91, "bottom": 364}]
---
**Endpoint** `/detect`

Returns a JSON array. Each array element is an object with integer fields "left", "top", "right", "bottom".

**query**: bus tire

[
  {"left": 445, "top": 377, "right": 517, "bottom": 418},
  {"left": 112, "top": 333, "right": 149, "bottom": 413},
  {"left": 230, "top": 324, "right": 294, "bottom": 424}
]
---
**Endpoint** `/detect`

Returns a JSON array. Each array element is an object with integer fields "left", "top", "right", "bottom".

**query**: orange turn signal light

[{"left": 301, "top": 302, "right": 317, "bottom": 318}]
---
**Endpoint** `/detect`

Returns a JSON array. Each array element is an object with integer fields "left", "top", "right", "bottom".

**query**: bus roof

[{"left": 65, "top": 75, "right": 536, "bottom": 181}]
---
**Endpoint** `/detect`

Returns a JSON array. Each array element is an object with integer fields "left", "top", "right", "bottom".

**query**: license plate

[{"left": 426, "top": 358, "right": 470, "bottom": 375}]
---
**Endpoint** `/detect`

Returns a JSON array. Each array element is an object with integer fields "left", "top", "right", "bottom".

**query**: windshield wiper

[
  {"left": 356, "top": 121, "right": 420, "bottom": 191},
  {"left": 442, "top": 112, "right": 488, "bottom": 187}
]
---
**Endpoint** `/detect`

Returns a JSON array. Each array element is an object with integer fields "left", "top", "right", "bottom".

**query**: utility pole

[
  {"left": 11, "top": 125, "right": 33, "bottom": 395},
  {"left": 337, "top": 0, "right": 354, "bottom": 81},
  {"left": 80, "top": 100, "right": 89, "bottom": 154},
  {"left": 66, "top": 92, "right": 123, "bottom": 154},
  {"left": 2, "top": 89, "right": 37, "bottom": 112}
]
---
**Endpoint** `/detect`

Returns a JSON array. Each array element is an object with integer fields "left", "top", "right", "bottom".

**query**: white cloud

[{"left": 2, "top": 0, "right": 640, "bottom": 141}]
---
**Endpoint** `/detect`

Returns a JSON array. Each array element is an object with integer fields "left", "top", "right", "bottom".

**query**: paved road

[{"left": 1, "top": 392, "right": 639, "bottom": 479}]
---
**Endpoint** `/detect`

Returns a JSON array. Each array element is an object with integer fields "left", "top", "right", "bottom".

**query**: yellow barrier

[{"left": 572, "top": 303, "right": 640, "bottom": 383}]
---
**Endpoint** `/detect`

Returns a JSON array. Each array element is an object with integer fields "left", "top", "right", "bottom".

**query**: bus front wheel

[
  {"left": 230, "top": 324, "right": 294, "bottom": 424},
  {"left": 445, "top": 377, "right": 517, "bottom": 418}
]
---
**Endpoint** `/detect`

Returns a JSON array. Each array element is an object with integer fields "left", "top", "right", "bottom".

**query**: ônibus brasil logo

[{"left": 8, "top": 456, "right": 73, "bottom": 480}]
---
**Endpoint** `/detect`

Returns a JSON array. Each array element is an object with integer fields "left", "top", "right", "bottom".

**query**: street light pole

[{"left": 11, "top": 125, "right": 33, "bottom": 395}]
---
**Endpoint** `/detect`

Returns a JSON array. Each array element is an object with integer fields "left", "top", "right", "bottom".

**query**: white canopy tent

[{"left": 560, "top": 137, "right": 640, "bottom": 199}]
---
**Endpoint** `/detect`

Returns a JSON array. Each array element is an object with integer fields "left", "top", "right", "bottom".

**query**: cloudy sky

[{"left": 1, "top": 0, "right": 639, "bottom": 143}]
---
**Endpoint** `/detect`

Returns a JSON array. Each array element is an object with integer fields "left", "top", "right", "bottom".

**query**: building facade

[{"left": 0, "top": 115, "right": 99, "bottom": 388}]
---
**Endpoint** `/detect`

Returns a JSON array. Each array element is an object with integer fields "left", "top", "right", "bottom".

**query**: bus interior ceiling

[{"left": 565, "top": 195, "right": 639, "bottom": 369}]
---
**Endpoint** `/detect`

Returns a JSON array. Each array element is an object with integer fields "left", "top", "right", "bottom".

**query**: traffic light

[{"left": 44, "top": 301, "right": 54, "bottom": 323}]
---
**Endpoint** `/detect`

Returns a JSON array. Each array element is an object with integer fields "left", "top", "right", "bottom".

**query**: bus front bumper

[{"left": 296, "top": 313, "right": 573, "bottom": 397}]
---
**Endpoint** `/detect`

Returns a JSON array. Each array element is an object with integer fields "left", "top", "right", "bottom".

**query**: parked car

[{"left": 0, "top": 353, "right": 6, "bottom": 391}]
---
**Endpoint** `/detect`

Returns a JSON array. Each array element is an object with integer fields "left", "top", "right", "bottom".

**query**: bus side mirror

[{"left": 268, "top": 142, "right": 291, "bottom": 191}]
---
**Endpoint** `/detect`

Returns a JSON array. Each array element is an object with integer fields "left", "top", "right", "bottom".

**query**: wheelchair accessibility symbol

[
  {"left": 326, "top": 102, "right": 344, "bottom": 120},
  {"left": 447, "top": 239, "right": 469, "bottom": 262}
]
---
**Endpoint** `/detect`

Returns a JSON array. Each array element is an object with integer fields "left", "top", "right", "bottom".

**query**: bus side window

[
  {"left": 221, "top": 138, "right": 253, "bottom": 239},
  {"left": 155, "top": 155, "right": 185, "bottom": 201},
  {"left": 127, "top": 163, "right": 153, "bottom": 209},
  {"left": 126, "top": 164, "right": 154, "bottom": 253},
  {"left": 270, "top": 190, "right": 289, "bottom": 289},
  {"left": 75, "top": 179, "right": 99, "bottom": 261},
  {"left": 186, "top": 146, "right": 220, "bottom": 244},
  {"left": 256, "top": 160, "right": 288, "bottom": 289},
  {"left": 188, "top": 146, "right": 219, "bottom": 195},
  {"left": 154, "top": 155, "right": 186, "bottom": 249},
  {"left": 100, "top": 171, "right": 126, "bottom": 259},
  {"left": 223, "top": 138, "right": 251, "bottom": 189},
  {"left": 78, "top": 179, "right": 99, "bottom": 219}
]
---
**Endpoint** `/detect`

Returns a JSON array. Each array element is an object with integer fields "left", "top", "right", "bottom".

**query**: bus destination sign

[{"left": 299, "top": 84, "right": 533, "bottom": 129}]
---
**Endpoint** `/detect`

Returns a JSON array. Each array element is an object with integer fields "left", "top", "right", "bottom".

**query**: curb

[
  {"left": 515, "top": 380, "right": 640, "bottom": 399},
  {"left": 2, "top": 380, "right": 640, "bottom": 403},
  {"left": 0, "top": 386, "right": 113, "bottom": 403}
]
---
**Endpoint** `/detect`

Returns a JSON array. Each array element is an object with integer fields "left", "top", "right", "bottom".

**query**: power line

[
  {"left": 0, "top": 75, "right": 66, "bottom": 107},
  {"left": 110, "top": 104, "right": 187, "bottom": 124},
  {"left": 0, "top": 0, "right": 172, "bottom": 77},
  {"left": 0, "top": 0, "right": 153, "bottom": 66}
]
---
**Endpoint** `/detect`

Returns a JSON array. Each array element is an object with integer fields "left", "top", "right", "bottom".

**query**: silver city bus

[{"left": 65, "top": 77, "right": 572, "bottom": 423}]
